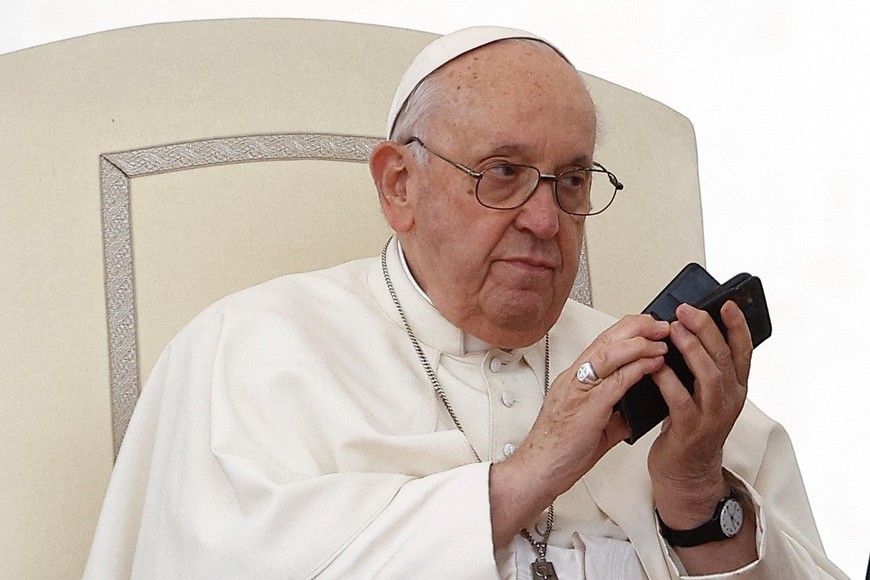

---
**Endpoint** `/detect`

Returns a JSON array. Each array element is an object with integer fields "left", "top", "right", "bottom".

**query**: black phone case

[{"left": 615, "top": 265, "right": 772, "bottom": 444}]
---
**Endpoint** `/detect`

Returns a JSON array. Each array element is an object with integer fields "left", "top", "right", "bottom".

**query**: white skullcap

[{"left": 387, "top": 26, "right": 571, "bottom": 137}]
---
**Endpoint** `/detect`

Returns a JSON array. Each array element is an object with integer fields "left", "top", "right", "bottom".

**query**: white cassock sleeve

[
  {"left": 84, "top": 305, "right": 501, "bottom": 580},
  {"left": 684, "top": 432, "right": 849, "bottom": 579},
  {"left": 641, "top": 409, "right": 850, "bottom": 580},
  {"left": 660, "top": 472, "right": 849, "bottom": 579}
]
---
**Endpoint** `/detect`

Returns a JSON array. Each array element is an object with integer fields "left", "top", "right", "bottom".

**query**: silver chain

[{"left": 380, "top": 239, "right": 555, "bottom": 564}]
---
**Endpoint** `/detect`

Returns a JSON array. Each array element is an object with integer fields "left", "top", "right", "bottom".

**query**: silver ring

[{"left": 576, "top": 361, "right": 603, "bottom": 388}]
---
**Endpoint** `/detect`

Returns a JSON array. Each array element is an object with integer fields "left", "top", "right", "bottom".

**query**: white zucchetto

[{"left": 386, "top": 26, "right": 570, "bottom": 137}]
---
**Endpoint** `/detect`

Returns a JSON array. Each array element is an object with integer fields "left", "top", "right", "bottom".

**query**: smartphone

[
  {"left": 642, "top": 263, "right": 720, "bottom": 322},
  {"left": 615, "top": 266, "right": 773, "bottom": 444}
]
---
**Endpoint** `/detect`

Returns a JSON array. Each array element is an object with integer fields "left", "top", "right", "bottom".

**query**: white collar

[{"left": 396, "top": 239, "right": 433, "bottom": 306}]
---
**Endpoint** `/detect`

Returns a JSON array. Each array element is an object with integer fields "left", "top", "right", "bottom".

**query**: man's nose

[{"left": 514, "top": 179, "right": 562, "bottom": 238}]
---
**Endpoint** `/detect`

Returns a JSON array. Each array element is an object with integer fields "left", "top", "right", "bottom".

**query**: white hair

[{"left": 389, "top": 69, "right": 445, "bottom": 164}]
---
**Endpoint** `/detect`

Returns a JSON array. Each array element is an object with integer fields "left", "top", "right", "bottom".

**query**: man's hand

[
  {"left": 490, "top": 315, "right": 670, "bottom": 548},
  {"left": 648, "top": 301, "right": 758, "bottom": 573}
]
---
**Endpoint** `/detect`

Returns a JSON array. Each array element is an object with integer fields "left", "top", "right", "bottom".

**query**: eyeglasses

[{"left": 406, "top": 137, "right": 623, "bottom": 216}]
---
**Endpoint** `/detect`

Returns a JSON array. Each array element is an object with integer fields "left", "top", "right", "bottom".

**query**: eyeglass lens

[{"left": 476, "top": 165, "right": 615, "bottom": 215}]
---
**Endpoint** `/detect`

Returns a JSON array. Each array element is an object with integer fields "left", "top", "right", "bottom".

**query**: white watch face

[{"left": 719, "top": 498, "right": 744, "bottom": 537}]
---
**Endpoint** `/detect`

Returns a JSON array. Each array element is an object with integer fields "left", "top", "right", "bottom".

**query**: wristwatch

[{"left": 658, "top": 492, "right": 745, "bottom": 548}]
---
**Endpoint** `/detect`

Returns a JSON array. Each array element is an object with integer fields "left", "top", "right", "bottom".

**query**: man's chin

[{"left": 479, "top": 293, "right": 562, "bottom": 347}]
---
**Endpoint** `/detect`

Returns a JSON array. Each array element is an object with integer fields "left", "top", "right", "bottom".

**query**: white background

[{"left": 3, "top": 1, "right": 867, "bottom": 577}]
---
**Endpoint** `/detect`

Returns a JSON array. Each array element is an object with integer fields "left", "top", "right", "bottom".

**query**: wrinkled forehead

[
  {"left": 387, "top": 26, "right": 571, "bottom": 136},
  {"left": 420, "top": 41, "right": 596, "bottom": 157}
]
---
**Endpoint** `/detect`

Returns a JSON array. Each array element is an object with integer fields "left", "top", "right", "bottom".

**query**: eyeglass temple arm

[{"left": 593, "top": 162, "right": 624, "bottom": 191}]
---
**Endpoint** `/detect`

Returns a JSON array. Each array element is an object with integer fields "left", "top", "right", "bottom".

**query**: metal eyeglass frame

[{"left": 406, "top": 137, "right": 623, "bottom": 216}]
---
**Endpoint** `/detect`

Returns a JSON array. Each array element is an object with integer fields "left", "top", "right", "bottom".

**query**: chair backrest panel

[{"left": 583, "top": 73, "right": 705, "bottom": 315}]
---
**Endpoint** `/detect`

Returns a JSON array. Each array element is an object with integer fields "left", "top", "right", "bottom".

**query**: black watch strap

[{"left": 657, "top": 492, "right": 745, "bottom": 548}]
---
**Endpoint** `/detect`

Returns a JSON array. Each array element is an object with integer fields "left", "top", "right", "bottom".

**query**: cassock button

[
  {"left": 501, "top": 392, "right": 516, "bottom": 407},
  {"left": 489, "top": 357, "right": 505, "bottom": 373},
  {"left": 503, "top": 443, "right": 517, "bottom": 458}
]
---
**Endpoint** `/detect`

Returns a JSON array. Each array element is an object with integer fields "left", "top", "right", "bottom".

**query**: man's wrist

[
  {"left": 489, "top": 460, "right": 555, "bottom": 550},
  {"left": 657, "top": 490, "right": 745, "bottom": 547},
  {"left": 653, "top": 471, "right": 730, "bottom": 530},
  {"left": 655, "top": 470, "right": 757, "bottom": 546}
]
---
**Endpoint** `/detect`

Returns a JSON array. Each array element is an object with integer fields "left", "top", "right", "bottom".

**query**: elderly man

[{"left": 85, "top": 27, "right": 845, "bottom": 579}]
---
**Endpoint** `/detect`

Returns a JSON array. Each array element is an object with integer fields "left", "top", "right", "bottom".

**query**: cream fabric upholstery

[{"left": 0, "top": 19, "right": 702, "bottom": 578}]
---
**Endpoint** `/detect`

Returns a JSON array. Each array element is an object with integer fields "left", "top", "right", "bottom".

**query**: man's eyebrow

[
  {"left": 566, "top": 154, "right": 594, "bottom": 167},
  {"left": 485, "top": 143, "right": 527, "bottom": 157},
  {"left": 481, "top": 143, "right": 593, "bottom": 167}
]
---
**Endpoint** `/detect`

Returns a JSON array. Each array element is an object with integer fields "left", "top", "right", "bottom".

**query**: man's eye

[
  {"left": 559, "top": 172, "right": 587, "bottom": 190},
  {"left": 486, "top": 165, "right": 521, "bottom": 179}
]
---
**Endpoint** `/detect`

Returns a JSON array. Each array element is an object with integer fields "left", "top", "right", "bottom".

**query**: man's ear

[{"left": 370, "top": 141, "right": 415, "bottom": 233}]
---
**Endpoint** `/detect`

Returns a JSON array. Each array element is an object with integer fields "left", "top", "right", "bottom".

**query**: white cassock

[{"left": 84, "top": 237, "right": 847, "bottom": 579}]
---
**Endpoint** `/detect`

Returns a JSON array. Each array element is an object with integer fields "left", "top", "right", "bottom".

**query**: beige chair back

[{"left": 0, "top": 19, "right": 702, "bottom": 578}]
